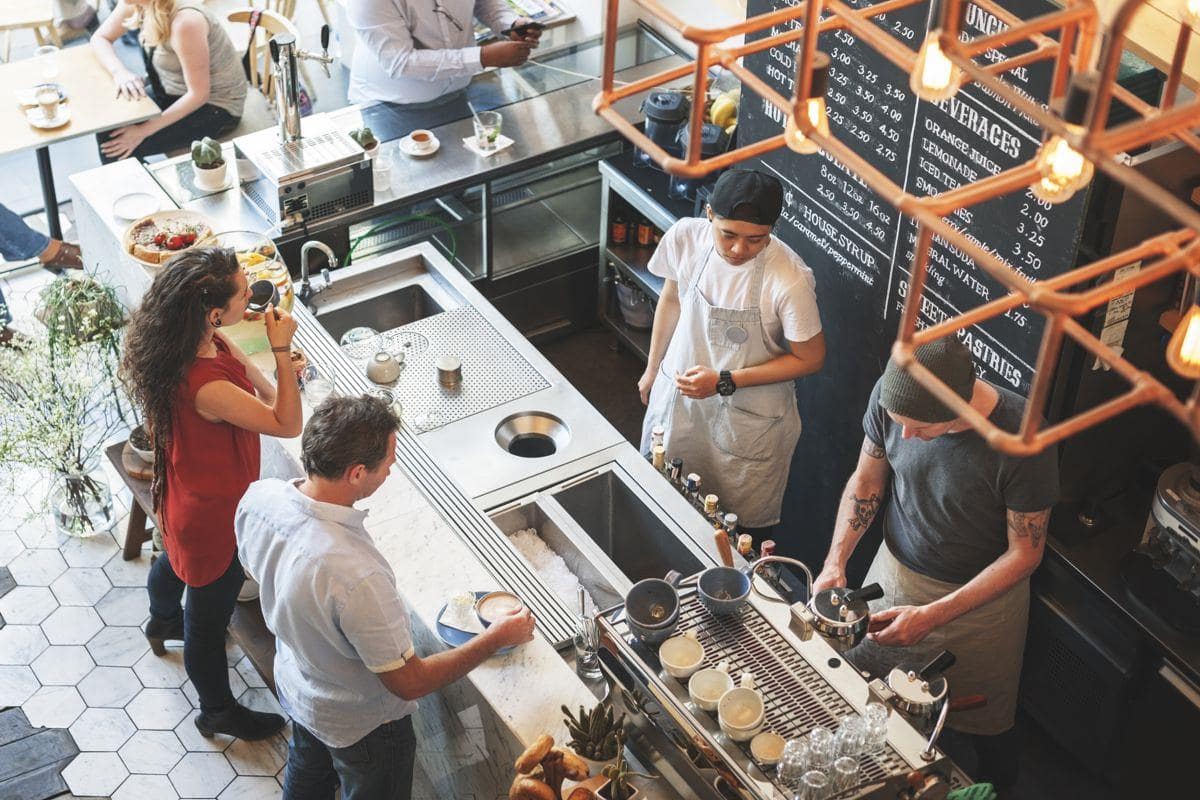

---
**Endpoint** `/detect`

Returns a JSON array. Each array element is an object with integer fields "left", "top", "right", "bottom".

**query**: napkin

[
  {"left": 461, "top": 134, "right": 514, "bottom": 158},
  {"left": 439, "top": 595, "right": 484, "bottom": 634}
]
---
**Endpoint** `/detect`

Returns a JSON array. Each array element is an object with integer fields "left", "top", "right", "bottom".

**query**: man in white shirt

[
  {"left": 236, "top": 396, "right": 535, "bottom": 799},
  {"left": 347, "top": 0, "right": 542, "bottom": 106}
]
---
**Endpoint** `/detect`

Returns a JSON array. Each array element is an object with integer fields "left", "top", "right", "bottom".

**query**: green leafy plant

[
  {"left": 190, "top": 136, "right": 225, "bottom": 168},
  {"left": 599, "top": 733, "right": 653, "bottom": 800},
  {"left": 562, "top": 701, "right": 626, "bottom": 761},
  {"left": 349, "top": 126, "right": 378, "bottom": 150}
]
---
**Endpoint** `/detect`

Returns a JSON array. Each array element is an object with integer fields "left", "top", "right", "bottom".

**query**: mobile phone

[{"left": 502, "top": 21, "right": 546, "bottom": 37}]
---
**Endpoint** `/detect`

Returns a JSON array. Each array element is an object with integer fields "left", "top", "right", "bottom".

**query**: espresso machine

[{"left": 1123, "top": 462, "right": 1200, "bottom": 633}]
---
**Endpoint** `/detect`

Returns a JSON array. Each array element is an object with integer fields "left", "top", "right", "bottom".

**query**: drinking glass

[
  {"left": 303, "top": 370, "right": 335, "bottom": 407},
  {"left": 776, "top": 738, "right": 809, "bottom": 790},
  {"left": 366, "top": 387, "right": 403, "bottom": 419},
  {"left": 35, "top": 45, "right": 58, "bottom": 80},
  {"left": 835, "top": 713, "right": 866, "bottom": 758},
  {"left": 473, "top": 110, "right": 502, "bottom": 151},
  {"left": 797, "top": 769, "right": 829, "bottom": 800},
  {"left": 372, "top": 145, "right": 394, "bottom": 193},
  {"left": 863, "top": 702, "right": 889, "bottom": 754},
  {"left": 832, "top": 756, "right": 861, "bottom": 792},
  {"left": 807, "top": 727, "right": 836, "bottom": 771}
]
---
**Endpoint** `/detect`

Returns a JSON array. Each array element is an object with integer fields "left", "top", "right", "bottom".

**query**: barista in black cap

[{"left": 639, "top": 169, "right": 825, "bottom": 532}]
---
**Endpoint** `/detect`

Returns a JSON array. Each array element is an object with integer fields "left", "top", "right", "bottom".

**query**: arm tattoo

[
  {"left": 850, "top": 493, "right": 882, "bottom": 532},
  {"left": 1007, "top": 510, "right": 1048, "bottom": 549},
  {"left": 863, "top": 439, "right": 885, "bottom": 459}
]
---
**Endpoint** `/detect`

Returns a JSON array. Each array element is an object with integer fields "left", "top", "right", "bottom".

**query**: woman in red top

[{"left": 122, "top": 247, "right": 302, "bottom": 741}]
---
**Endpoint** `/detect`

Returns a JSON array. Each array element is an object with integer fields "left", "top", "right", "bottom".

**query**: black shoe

[
  {"left": 144, "top": 616, "right": 185, "bottom": 656},
  {"left": 195, "top": 703, "right": 285, "bottom": 741}
]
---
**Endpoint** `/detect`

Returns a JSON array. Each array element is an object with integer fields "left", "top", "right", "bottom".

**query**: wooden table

[
  {"left": 0, "top": 45, "right": 158, "bottom": 239},
  {"left": 0, "top": 0, "right": 60, "bottom": 63}
]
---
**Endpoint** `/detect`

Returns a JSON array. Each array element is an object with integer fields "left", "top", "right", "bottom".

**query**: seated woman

[{"left": 92, "top": 0, "right": 245, "bottom": 161}]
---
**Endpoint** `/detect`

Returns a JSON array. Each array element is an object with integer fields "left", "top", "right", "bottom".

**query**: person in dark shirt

[{"left": 812, "top": 336, "right": 1058, "bottom": 790}]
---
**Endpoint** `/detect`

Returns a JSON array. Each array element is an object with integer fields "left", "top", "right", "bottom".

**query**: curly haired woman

[{"left": 122, "top": 247, "right": 301, "bottom": 740}]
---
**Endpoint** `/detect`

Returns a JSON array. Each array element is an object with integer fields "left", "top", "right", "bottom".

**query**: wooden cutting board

[{"left": 121, "top": 441, "right": 154, "bottom": 482}]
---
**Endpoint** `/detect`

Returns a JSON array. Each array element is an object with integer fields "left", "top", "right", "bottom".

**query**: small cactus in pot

[
  {"left": 191, "top": 136, "right": 228, "bottom": 190},
  {"left": 563, "top": 700, "right": 625, "bottom": 767},
  {"left": 349, "top": 126, "right": 379, "bottom": 156},
  {"left": 598, "top": 733, "right": 654, "bottom": 800}
]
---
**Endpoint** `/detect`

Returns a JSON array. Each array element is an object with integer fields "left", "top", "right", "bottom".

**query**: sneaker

[
  {"left": 238, "top": 574, "right": 260, "bottom": 602},
  {"left": 195, "top": 703, "right": 284, "bottom": 741}
]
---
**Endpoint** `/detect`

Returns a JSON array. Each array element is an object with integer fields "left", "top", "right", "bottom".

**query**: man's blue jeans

[
  {"left": 283, "top": 716, "right": 416, "bottom": 800},
  {"left": 0, "top": 202, "right": 49, "bottom": 263}
]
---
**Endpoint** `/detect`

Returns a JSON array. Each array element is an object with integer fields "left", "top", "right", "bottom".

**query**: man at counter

[
  {"left": 812, "top": 337, "right": 1058, "bottom": 789},
  {"left": 236, "top": 395, "right": 536, "bottom": 799},
  {"left": 346, "top": 0, "right": 543, "bottom": 106},
  {"left": 638, "top": 169, "right": 825, "bottom": 533}
]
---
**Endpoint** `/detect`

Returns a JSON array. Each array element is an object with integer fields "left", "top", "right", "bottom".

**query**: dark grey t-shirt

[{"left": 863, "top": 379, "right": 1059, "bottom": 584}]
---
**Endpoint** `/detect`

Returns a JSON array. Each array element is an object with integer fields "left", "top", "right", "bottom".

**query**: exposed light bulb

[
  {"left": 1168, "top": 304, "right": 1200, "bottom": 380},
  {"left": 910, "top": 32, "right": 961, "bottom": 102},
  {"left": 1185, "top": 0, "right": 1200, "bottom": 29},
  {"left": 1029, "top": 130, "right": 1094, "bottom": 204},
  {"left": 785, "top": 97, "right": 829, "bottom": 155}
]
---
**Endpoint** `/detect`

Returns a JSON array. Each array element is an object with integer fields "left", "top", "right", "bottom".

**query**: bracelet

[{"left": 271, "top": 346, "right": 291, "bottom": 353}]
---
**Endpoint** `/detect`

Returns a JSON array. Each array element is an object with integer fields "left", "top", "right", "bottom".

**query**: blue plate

[{"left": 435, "top": 591, "right": 516, "bottom": 655}]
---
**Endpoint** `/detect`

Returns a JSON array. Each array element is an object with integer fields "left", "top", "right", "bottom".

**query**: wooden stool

[
  {"left": 0, "top": 0, "right": 62, "bottom": 63},
  {"left": 104, "top": 440, "right": 158, "bottom": 561}
]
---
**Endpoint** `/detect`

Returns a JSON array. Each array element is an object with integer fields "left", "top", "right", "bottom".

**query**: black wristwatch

[{"left": 717, "top": 370, "right": 737, "bottom": 396}]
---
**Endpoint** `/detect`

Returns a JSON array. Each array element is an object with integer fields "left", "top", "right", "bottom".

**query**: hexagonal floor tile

[
  {"left": 183, "top": 668, "right": 247, "bottom": 709},
  {"left": 88, "top": 625, "right": 150, "bottom": 667},
  {"left": 69, "top": 707, "right": 138, "bottom": 751},
  {"left": 127, "top": 687, "right": 194, "bottom": 730},
  {"left": 51, "top": 567, "right": 113, "bottom": 606},
  {"left": 119, "top": 729, "right": 187, "bottom": 774},
  {"left": 60, "top": 531, "right": 120, "bottom": 568},
  {"left": 169, "top": 751, "right": 236, "bottom": 798},
  {"left": 134, "top": 649, "right": 189, "bottom": 689},
  {"left": 104, "top": 550, "right": 152, "bottom": 587},
  {"left": 0, "top": 624, "right": 49, "bottom": 664},
  {"left": 62, "top": 751, "right": 130, "bottom": 797},
  {"left": 219, "top": 775, "right": 283, "bottom": 799},
  {"left": 175, "top": 709, "right": 235, "bottom": 753},
  {"left": 7, "top": 548, "right": 67, "bottom": 585},
  {"left": 234, "top": 657, "right": 267, "bottom": 690},
  {"left": 224, "top": 734, "right": 288, "bottom": 777},
  {"left": 0, "top": 664, "right": 40, "bottom": 706},
  {"left": 96, "top": 586, "right": 150, "bottom": 627},
  {"left": 41, "top": 604, "right": 105, "bottom": 645},
  {"left": 225, "top": 643, "right": 246, "bottom": 667},
  {"left": 14, "top": 518, "right": 68, "bottom": 550},
  {"left": 23, "top": 684, "right": 85, "bottom": 727},
  {"left": 31, "top": 644, "right": 95, "bottom": 685},
  {"left": 0, "top": 533, "right": 24, "bottom": 566},
  {"left": 238, "top": 688, "right": 285, "bottom": 718},
  {"left": 0, "top": 585, "right": 58, "bottom": 624},
  {"left": 114, "top": 773, "right": 179, "bottom": 800},
  {"left": 79, "top": 665, "right": 144, "bottom": 708}
]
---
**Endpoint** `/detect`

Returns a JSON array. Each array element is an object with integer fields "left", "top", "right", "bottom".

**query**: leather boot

[
  {"left": 195, "top": 703, "right": 285, "bottom": 741},
  {"left": 40, "top": 241, "right": 83, "bottom": 274},
  {"left": 144, "top": 615, "right": 185, "bottom": 656}
]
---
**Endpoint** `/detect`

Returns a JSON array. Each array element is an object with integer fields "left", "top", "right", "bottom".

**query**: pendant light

[
  {"left": 1185, "top": 0, "right": 1200, "bottom": 29},
  {"left": 1168, "top": 281, "right": 1200, "bottom": 380},
  {"left": 910, "top": 0, "right": 963, "bottom": 102},
  {"left": 1030, "top": 75, "right": 1096, "bottom": 204},
  {"left": 785, "top": 51, "right": 831, "bottom": 155}
]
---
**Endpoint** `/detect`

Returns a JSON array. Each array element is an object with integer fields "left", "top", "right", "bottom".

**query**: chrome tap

[
  {"left": 299, "top": 240, "right": 336, "bottom": 308},
  {"left": 268, "top": 25, "right": 334, "bottom": 143}
]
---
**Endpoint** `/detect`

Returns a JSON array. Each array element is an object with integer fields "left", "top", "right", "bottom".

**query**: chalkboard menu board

[{"left": 739, "top": 0, "right": 1088, "bottom": 566}]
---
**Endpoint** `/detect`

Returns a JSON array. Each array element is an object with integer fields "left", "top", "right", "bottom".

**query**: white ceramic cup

[
  {"left": 409, "top": 129, "right": 436, "bottom": 152},
  {"left": 750, "top": 731, "right": 786, "bottom": 766},
  {"left": 687, "top": 659, "right": 733, "bottom": 712},
  {"left": 659, "top": 629, "right": 705, "bottom": 679},
  {"left": 35, "top": 88, "right": 59, "bottom": 121},
  {"left": 718, "top": 673, "right": 765, "bottom": 742}
]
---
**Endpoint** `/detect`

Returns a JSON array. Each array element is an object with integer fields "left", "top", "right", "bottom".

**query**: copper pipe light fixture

[{"left": 593, "top": 0, "right": 1200, "bottom": 455}]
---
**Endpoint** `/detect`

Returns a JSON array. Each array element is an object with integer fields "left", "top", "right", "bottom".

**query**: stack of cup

[{"left": 863, "top": 702, "right": 889, "bottom": 754}]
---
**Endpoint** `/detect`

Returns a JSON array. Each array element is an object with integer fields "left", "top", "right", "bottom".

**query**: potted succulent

[
  {"left": 349, "top": 126, "right": 379, "bottom": 158},
  {"left": 598, "top": 735, "right": 654, "bottom": 800},
  {"left": 563, "top": 701, "right": 626, "bottom": 772},
  {"left": 191, "top": 136, "right": 227, "bottom": 191}
]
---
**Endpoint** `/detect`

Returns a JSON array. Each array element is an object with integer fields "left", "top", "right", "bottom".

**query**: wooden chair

[
  {"left": 226, "top": 7, "right": 302, "bottom": 105},
  {"left": 0, "top": 0, "right": 62, "bottom": 63},
  {"left": 233, "top": 0, "right": 321, "bottom": 102}
]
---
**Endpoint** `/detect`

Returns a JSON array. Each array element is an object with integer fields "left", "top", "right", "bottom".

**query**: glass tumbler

[
  {"left": 797, "top": 769, "right": 829, "bottom": 800},
  {"left": 776, "top": 738, "right": 809, "bottom": 790},
  {"left": 835, "top": 713, "right": 866, "bottom": 758},
  {"left": 863, "top": 702, "right": 889, "bottom": 754},
  {"left": 473, "top": 110, "right": 502, "bottom": 151},
  {"left": 832, "top": 756, "right": 861, "bottom": 792},
  {"left": 807, "top": 727, "right": 836, "bottom": 771},
  {"left": 36, "top": 45, "right": 58, "bottom": 80}
]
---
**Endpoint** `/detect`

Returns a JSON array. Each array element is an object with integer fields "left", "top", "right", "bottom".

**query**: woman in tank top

[
  {"left": 121, "top": 247, "right": 302, "bottom": 740},
  {"left": 92, "top": 0, "right": 247, "bottom": 161}
]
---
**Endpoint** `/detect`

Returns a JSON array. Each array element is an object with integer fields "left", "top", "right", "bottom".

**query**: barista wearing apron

[
  {"left": 812, "top": 337, "right": 1058, "bottom": 789},
  {"left": 638, "top": 170, "right": 825, "bottom": 530}
]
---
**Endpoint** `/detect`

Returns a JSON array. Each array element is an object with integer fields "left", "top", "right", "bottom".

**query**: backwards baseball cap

[
  {"left": 709, "top": 169, "right": 784, "bottom": 226},
  {"left": 879, "top": 336, "right": 976, "bottom": 423}
]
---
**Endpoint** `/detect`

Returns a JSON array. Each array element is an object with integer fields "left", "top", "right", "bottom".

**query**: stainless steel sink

[{"left": 317, "top": 283, "right": 445, "bottom": 343}]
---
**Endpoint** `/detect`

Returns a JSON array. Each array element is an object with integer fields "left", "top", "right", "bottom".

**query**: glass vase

[{"left": 50, "top": 461, "right": 115, "bottom": 538}]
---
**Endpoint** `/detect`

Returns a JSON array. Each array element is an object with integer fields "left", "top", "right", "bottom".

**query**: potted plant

[
  {"left": 349, "top": 126, "right": 379, "bottom": 157},
  {"left": 191, "top": 136, "right": 227, "bottom": 191},
  {"left": 598, "top": 735, "right": 654, "bottom": 800},
  {"left": 563, "top": 701, "right": 626, "bottom": 772}
]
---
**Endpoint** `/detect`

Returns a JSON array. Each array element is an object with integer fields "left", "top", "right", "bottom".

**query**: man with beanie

[
  {"left": 638, "top": 169, "right": 825, "bottom": 533},
  {"left": 813, "top": 335, "right": 1058, "bottom": 789}
]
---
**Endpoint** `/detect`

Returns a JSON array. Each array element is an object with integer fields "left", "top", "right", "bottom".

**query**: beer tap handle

[
  {"left": 269, "top": 37, "right": 280, "bottom": 65},
  {"left": 319, "top": 24, "right": 332, "bottom": 78}
]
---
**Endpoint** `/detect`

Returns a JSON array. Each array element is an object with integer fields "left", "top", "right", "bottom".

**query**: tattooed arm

[
  {"left": 870, "top": 507, "right": 1051, "bottom": 647},
  {"left": 813, "top": 437, "right": 891, "bottom": 592}
]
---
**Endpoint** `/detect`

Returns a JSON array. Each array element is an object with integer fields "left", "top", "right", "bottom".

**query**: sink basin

[{"left": 318, "top": 283, "right": 444, "bottom": 343}]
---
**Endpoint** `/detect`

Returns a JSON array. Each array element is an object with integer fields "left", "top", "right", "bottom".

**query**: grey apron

[
  {"left": 847, "top": 544, "right": 1030, "bottom": 736},
  {"left": 640, "top": 245, "right": 801, "bottom": 528}
]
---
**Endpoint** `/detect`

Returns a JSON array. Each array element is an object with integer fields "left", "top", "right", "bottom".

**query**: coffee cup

[
  {"left": 409, "top": 129, "right": 435, "bottom": 152},
  {"left": 475, "top": 590, "right": 523, "bottom": 628},
  {"left": 659, "top": 629, "right": 705, "bottom": 679},
  {"left": 624, "top": 571, "right": 681, "bottom": 644},
  {"left": 687, "top": 660, "right": 733, "bottom": 712},
  {"left": 718, "top": 672, "right": 765, "bottom": 741},
  {"left": 36, "top": 87, "right": 59, "bottom": 121},
  {"left": 697, "top": 566, "right": 751, "bottom": 616}
]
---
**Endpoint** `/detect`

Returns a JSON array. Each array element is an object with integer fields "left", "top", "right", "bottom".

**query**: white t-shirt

[{"left": 649, "top": 218, "right": 823, "bottom": 352}]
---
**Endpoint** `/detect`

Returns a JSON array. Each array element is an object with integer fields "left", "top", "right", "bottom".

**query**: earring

[{"left": 213, "top": 317, "right": 222, "bottom": 328}]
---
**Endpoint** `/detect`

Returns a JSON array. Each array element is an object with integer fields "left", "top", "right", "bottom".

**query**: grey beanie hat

[{"left": 879, "top": 337, "right": 976, "bottom": 423}]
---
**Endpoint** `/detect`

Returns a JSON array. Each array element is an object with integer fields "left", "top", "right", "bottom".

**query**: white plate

[
  {"left": 26, "top": 106, "right": 70, "bottom": 130},
  {"left": 112, "top": 192, "right": 160, "bottom": 221},
  {"left": 399, "top": 135, "right": 439, "bottom": 158}
]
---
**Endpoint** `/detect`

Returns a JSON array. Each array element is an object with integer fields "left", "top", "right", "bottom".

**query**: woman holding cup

[{"left": 121, "top": 247, "right": 301, "bottom": 741}]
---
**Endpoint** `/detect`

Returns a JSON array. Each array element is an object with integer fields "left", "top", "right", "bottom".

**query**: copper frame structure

[{"left": 593, "top": 0, "right": 1200, "bottom": 454}]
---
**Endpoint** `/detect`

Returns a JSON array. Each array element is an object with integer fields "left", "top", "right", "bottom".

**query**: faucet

[{"left": 299, "top": 240, "right": 336, "bottom": 308}]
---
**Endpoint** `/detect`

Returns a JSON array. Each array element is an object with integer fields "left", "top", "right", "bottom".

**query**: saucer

[
  {"left": 112, "top": 192, "right": 160, "bottom": 221},
  {"left": 435, "top": 591, "right": 516, "bottom": 655},
  {"left": 26, "top": 105, "right": 70, "bottom": 129},
  {"left": 399, "top": 135, "right": 439, "bottom": 158},
  {"left": 15, "top": 83, "right": 66, "bottom": 107}
]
